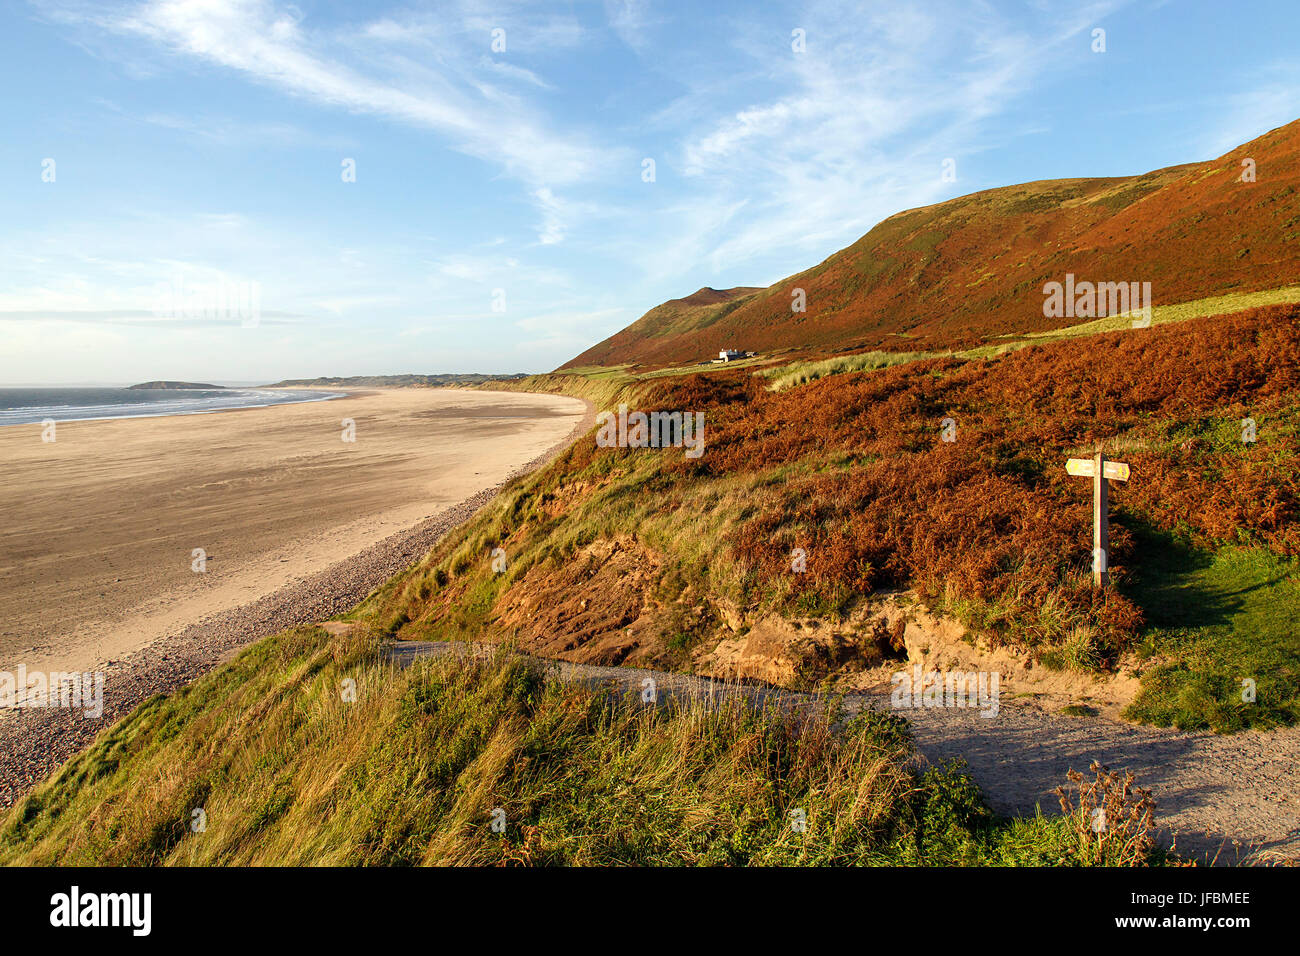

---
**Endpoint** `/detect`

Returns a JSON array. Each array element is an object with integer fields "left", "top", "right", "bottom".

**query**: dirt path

[{"left": 390, "top": 640, "right": 1300, "bottom": 864}]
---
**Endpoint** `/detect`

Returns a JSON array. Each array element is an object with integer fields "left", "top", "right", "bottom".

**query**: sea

[{"left": 0, "top": 386, "right": 344, "bottom": 427}]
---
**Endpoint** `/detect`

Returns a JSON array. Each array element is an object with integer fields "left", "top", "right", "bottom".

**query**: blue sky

[{"left": 1, "top": 0, "right": 1297, "bottom": 384}]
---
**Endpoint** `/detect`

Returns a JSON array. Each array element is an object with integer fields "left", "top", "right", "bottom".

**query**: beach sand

[{"left": 0, "top": 387, "right": 586, "bottom": 679}]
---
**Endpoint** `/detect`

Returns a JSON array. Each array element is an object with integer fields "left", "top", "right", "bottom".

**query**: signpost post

[{"left": 1065, "top": 452, "right": 1130, "bottom": 586}]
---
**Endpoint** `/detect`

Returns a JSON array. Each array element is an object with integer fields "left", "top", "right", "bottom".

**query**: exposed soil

[{"left": 496, "top": 535, "right": 663, "bottom": 665}]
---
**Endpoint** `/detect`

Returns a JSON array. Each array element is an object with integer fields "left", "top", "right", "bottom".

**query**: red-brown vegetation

[
  {"left": 622, "top": 304, "right": 1300, "bottom": 657},
  {"left": 568, "top": 119, "right": 1300, "bottom": 370}
]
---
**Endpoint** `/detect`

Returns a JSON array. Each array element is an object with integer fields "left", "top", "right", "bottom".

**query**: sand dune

[{"left": 0, "top": 388, "right": 586, "bottom": 678}]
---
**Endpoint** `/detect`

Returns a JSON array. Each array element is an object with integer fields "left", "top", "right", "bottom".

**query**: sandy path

[
  {"left": 0, "top": 387, "right": 585, "bottom": 681},
  {"left": 389, "top": 641, "right": 1300, "bottom": 864}
]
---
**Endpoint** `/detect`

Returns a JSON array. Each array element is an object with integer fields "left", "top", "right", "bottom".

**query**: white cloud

[
  {"left": 660, "top": 0, "right": 1135, "bottom": 272},
  {"left": 533, "top": 188, "right": 566, "bottom": 245},
  {"left": 58, "top": 0, "right": 609, "bottom": 187},
  {"left": 480, "top": 55, "right": 553, "bottom": 90},
  {"left": 606, "top": 0, "right": 658, "bottom": 52}
]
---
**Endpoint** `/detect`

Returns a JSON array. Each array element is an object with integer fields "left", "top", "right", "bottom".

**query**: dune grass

[
  {"left": 1122, "top": 525, "right": 1300, "bottom": 732},
  {"left": 761, "top": 350, "right": 942, "bottom": 391},
  {"left": 1025, "top": 284, "right": 1300, "bottom": 341},
  {"left": 0, "top": 625, "right": 1167, "bottom": 866}
]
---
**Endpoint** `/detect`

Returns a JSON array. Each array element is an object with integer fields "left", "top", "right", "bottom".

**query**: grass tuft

[{"left": 0, "top": 631, "right": 1167, "bottom": 866}]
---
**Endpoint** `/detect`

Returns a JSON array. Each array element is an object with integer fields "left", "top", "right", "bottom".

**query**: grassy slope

[
  {"left": 758, "top": 283, "right": 1300, "bottom": 391},
  {"left": 426, "top": 303, "right": 1300, "bottom": 733},
  {"left": 568, "top": 120, "right": 1300, "bottom": 371},
  {"left": 1122, "top": 526, "right": 1300, "bottom": 731},
  {"left": 0, "top": 626, "right": 1156, "bottom": 866},
  {"left": 532, "top": 282, "right": 1300, "bottom": 397}
]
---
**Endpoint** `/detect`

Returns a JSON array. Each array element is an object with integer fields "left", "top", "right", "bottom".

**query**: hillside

[
  {"left": 565, "top": 287, "right": 763, "bottom": 369},
  {"left": 567, "top": 120, "right": 1300, "bottom": 370},
  {"left": 395, "top": 300, "right": 1300, "bottom": 734}
]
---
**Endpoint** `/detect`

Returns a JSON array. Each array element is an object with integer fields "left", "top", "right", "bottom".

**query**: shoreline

[
  {"left": 1, "top": 386, "right": 585, "bottom": 676},
  {"left": 0, "top": 391, "right": 595, "bottom": 807},
  {"left": 0, "top": 386, "right": 345, "bottom": 428}
]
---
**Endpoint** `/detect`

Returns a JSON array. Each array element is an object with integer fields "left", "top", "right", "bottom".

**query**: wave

[{"left": 0, "top": 388, "right": 345, "bottom": 427}]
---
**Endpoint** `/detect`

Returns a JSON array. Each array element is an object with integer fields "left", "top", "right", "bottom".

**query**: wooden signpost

[{"left": 1065, "top": 452, "right": 1130, "bottom": 586}]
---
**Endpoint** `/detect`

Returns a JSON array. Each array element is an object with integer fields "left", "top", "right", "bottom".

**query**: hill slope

[
  {"left": 566, "top": 286, "right": 762, "bottom": 369},
  {"left": 399, "top": 300, "right": 1300, "bottom": 734},
  {"left": 567, "top": 120, "right": 1300, "bottom": 370}
]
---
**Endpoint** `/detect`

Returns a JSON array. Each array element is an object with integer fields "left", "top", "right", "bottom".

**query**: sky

[{"left": 1, "top": 0, "right": 1298, "bottom": 384}]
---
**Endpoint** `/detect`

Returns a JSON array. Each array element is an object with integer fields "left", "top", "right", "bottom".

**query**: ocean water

[{"left": 0, "top": 386, "right": 344, "bottom": 427}]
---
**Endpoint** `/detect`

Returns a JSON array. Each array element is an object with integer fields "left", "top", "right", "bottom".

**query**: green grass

[
  {"left": 1122, "top": 525, "right": 1300, "bottom": 731},
  {"left": 761, "top": 350, "right": 942, "bottom": 391},
  {"left": 1025, "top": 285, "right": 1300, "bottom": 341},
  {"left": 482, "top": 368, "right": 637, "bottom": 410},
  {"left": 554, "top": 364, "right": 637, "bottom": 380},
  {"left": 0, "top": 626, "right": 1162, "bottom": 866}
]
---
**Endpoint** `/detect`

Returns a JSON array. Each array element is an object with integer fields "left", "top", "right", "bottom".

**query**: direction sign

[
  {"left": 1065, "top": 458, "right": 1129, "bottom": 482},
  {"left": 1102, "top": 461, "right": 1130, "bottom": 482},
  {"left": 1066, "top": 452, "right": 1132, "bottom": 587}
]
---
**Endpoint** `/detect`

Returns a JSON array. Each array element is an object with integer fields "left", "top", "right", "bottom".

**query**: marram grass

[{"left": 0, "top": 625, "right": 1166, "bottom": 866}]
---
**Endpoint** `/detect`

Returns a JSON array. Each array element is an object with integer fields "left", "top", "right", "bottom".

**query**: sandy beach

[{"left": 0, "top": 387, "right": 586, "bottom": 680}]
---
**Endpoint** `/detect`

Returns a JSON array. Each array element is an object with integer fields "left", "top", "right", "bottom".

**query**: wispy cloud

[
  {"left": 657, "top": 0, "right": 1131, "bottom": 270},
  {"left": 1200, "top": 60, "right": 1300, "bottom": 158},
  {"left": 48, "top": 0, "right": 617, "bottom": 244},
  {"left": 533, "top": 188, "right": 567, "bottom": 245},
  {"left": 606, "top": 0, "right": 659, "bottom": 52},
  {"left": 16, "top": 0, "right": 1286, "bottom": 382}
]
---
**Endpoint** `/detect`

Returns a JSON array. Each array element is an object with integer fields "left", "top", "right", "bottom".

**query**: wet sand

[{"left": 0, "top": 387, "right": 586, "bottom": 679}]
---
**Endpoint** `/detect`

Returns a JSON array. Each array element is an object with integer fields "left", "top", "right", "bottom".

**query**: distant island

[
  {"left": 261, "top": 373, "right": 530, "bottom": 388},
  {"left": 127, "top": 381, "right": 225, "bottom": 390}
]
